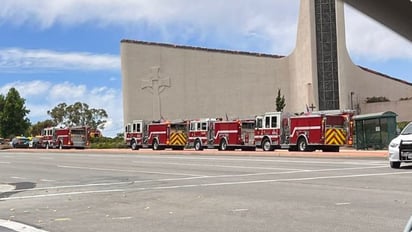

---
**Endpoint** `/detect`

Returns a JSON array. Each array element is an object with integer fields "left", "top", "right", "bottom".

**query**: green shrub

[
  {"left": 365, "top": 96, "right": 390, "bottom": 103},
  {"left": 90, "top": 136, "right": 127, "bottom": 149}
]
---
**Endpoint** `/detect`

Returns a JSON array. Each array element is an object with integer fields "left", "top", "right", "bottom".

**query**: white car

[{"left": 388, "top": 122, "right": 412, "bottom": 168}]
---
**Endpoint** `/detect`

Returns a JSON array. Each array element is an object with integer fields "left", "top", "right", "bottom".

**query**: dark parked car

[{"left": 11, "top": 137, "right": 30, "bottom": 148}]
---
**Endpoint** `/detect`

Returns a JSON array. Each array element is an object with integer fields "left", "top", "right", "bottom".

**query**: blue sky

[{"left": 0, "top": 0, "right": 411, "bottom": 137}]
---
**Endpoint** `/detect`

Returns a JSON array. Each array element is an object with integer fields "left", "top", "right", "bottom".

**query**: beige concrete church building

[{"left": 121, "top": 0, "right": 412, "bottom": 125}]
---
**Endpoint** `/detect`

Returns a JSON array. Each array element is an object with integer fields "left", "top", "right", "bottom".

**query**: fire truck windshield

[{"left": 71, "top": 128, "right": 86, "bottom": 135}]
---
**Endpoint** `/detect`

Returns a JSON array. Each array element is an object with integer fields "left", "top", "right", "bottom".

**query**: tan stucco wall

[
  {"left": 121, "top": 42, "right": 291, "bottom": 123},
  {"left": 121, "top": 0, "right": 412, "bottom": 126},
  {"left": 287, "top": 0, "right": 319, "bottom": 112},
  {"left": 360, "top": 100, "right": 412, "bottom": 122}
]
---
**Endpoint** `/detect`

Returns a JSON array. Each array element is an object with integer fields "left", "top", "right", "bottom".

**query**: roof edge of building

[
  {"left": 120, "top": 39, "right": 285, "bottom": 59},
  {"left": 359, "top": 66, "right": 412, "bottom": 86}
]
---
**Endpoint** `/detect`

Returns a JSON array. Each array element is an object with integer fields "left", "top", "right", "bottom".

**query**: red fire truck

[
  {"left": 125, "top": 120, "right": 188, "bottom": 150},
  {"left": 255, "top": 111, "right": 354, "bottom": 152},
  {"left": 41, "top": 126, "right": 90, "bottom": 149},
  {"left": 187, "top": 118, "right": 256, "bottom": 151}
]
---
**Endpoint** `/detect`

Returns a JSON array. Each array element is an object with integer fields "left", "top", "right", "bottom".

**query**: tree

[
  {"left": 275, "top": 89, "right": 286, "bottom": 112},
  {"left": 47, "top": 102, "right": 108, "bottom": 130},
  {"left": 47, "top": 103, "right": 67, "bottom": 126},
  {"left": 0, "top": 88, "right": 31, "bottom": 138},
  {"left": 29, "top": 119, "right": 55, "bottom": 136}
]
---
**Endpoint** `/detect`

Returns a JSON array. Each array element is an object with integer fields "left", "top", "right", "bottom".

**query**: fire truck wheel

[
  {"left": 153, "top": 139, "right": 160, "bottom": 150},
  {"left": 131, "top": 141, "right": 138, "bottom": 150},
  {"left": 194, "top": 140, "right": 203, "bottom": 151},
  {"left": 297, "top": 138, "right": 308, "bottom": 152},
  {"left": 262, "top": 139, "right": 272, "bottom": 151},
  {"left": 390, "top": 161, "right": 401, "bottom": 169},
  {"left": 219, "top": 139, "right": 228, "bottom": 151}
]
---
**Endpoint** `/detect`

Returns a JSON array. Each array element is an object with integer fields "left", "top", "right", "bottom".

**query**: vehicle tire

[
  {"left": 219, "top": 139, "right": 227, "bottom": 151},
  {"left": 262, "top": 138, "right": 271, "bottom": 151},
  {"left": 390, "top": 161, "right": 401, "bottom": 169},
  {"left": 131, "top": 140, "right": 138, "bottom": 150},
  {"left": 297, "top": 137, "right": 308, "bottom": 152},
  {"left": 194, "top": 140, "right": 203, "bottom": 151},
  {"left": 152, "top": 139, "right": 160, "bottom": 150}
]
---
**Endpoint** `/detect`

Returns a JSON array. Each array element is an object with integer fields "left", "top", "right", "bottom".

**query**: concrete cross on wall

[{"left": 141, "top": 66, "right": 171, "bottom": 120}]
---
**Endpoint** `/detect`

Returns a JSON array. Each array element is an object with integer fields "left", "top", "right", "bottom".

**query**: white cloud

[
  {"left": 344, "top": 5, "right": 412, "bottom": 61},
  {"left": 1, "top": 0, "right": 410, "bottom": 60},
  {"left": 0, "top": 80, "right": 52, "bottom": 98},
  {"left": 0, "top": 80, "right": 123, "bottom": 137},
  {"left": 0, "top": 48, "right": 120, "bottom": 72},
  {"left": 49, "top": 82, "right": 87, "bottom": 101},
  {"left": 0, "top": 0, "right": 300, "bottom": 55}
]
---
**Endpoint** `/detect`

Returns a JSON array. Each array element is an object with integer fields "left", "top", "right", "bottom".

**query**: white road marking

[
  {"left": 1, "top": 189, "right": 124, "bottom": 200},
  {"left": 232, "top": 209, "right": 249, "bottom": 212},
  {"left": 0, "top": 219, "right": 49, "bottom": 232},
  {"left": 54, "top": 218, "right": 71, "bottom": 222},
  {"left": 39, "top": 179, "right": 56, "bottom": 182},
  {"left": 6, "top": 165, "right": 387, "bottom": 193},
  {"left": 0, "top": 161, "right": 11, "bottom": 164},
  {"left": 111, "top": 216, "right": 133, "bottom": 220},
  {"left": 9, "top": 152, "right": 385, "bottom": 166},
  {"left": 2, "top": 170, "right": 411, "bottom": 201},
  {"left": 131, "top": 155, "right": 386, "bottom": 166},
  {"left": 133, "top": 160, "right": 303, "bottom": 171},
  {"left": 336, "top": 202, "right": 351, "bottom": 206},
  {"left": 0, "top": 184, "right": 15, "bottom": 193},
  {"left": 11, "top": 176, "right": 26, "bottom": 180},
  {"left": 57, "top": 165, "right": 203, "bottom": 177}
]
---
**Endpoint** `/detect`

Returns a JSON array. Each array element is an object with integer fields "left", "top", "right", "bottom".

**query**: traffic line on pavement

[
  {"left": 0, "top": 184, "right": 15, "bottom": 193},
  {"left": 0, "top": 189, "right": 125, "bottom": 201},
  {"left": 2, "top": 165, "right": 387, "bottom": 195},
  {"left": 111, "top": 216, "right": 133, "bottom": 220},
  {"left": 0, "top": 219, "right": 49, "bottom": 232},
  {"left": 57, "top": 165, "right": 203, "bottom": 177},
  {"left": 133, "top": 160, "right": 303, "bottom": 171},
  {"left": 335, "top": 202, "right": 351, "bottom": 206},
  {"left": 2, "top": 169, "right": 410, "bottom": 201},
  {"left": 131, "top": 155, "right": 387, "bottom": 166}
]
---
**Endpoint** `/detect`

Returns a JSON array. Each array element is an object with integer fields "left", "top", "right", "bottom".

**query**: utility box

[{"left": 353, "top": 111, "right": 397, "bottom": 150}]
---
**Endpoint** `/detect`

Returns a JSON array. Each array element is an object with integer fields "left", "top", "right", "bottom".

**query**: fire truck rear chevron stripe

[
  {"left": 169, "top": 132, "right": 187, "bottom": 146},
  {"left": 325, "top": 128, "right": 346, "bottom": 145}
]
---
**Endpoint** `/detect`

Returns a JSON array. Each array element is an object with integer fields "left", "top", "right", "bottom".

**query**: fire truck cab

[
  {"left": 125, "top": 120, "right": 146, "bottom": 150},
  {"left": 187, "top": 118, "right": 215, "bottom": 150},
  {"left": 188, "top": 118, "right": 256, "bottom": 151},
  {"left": 255, "top": 112, "right": 283, "bottom": 151}
]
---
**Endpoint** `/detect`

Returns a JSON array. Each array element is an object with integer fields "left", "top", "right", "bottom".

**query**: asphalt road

[{"left": 0, "top": 150, "right": 411, "bottom": 232}]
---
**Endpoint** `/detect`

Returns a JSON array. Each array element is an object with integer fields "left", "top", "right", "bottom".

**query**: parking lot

[{"left": 0, "top": 150, "right": 411, "bottom": 232}]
